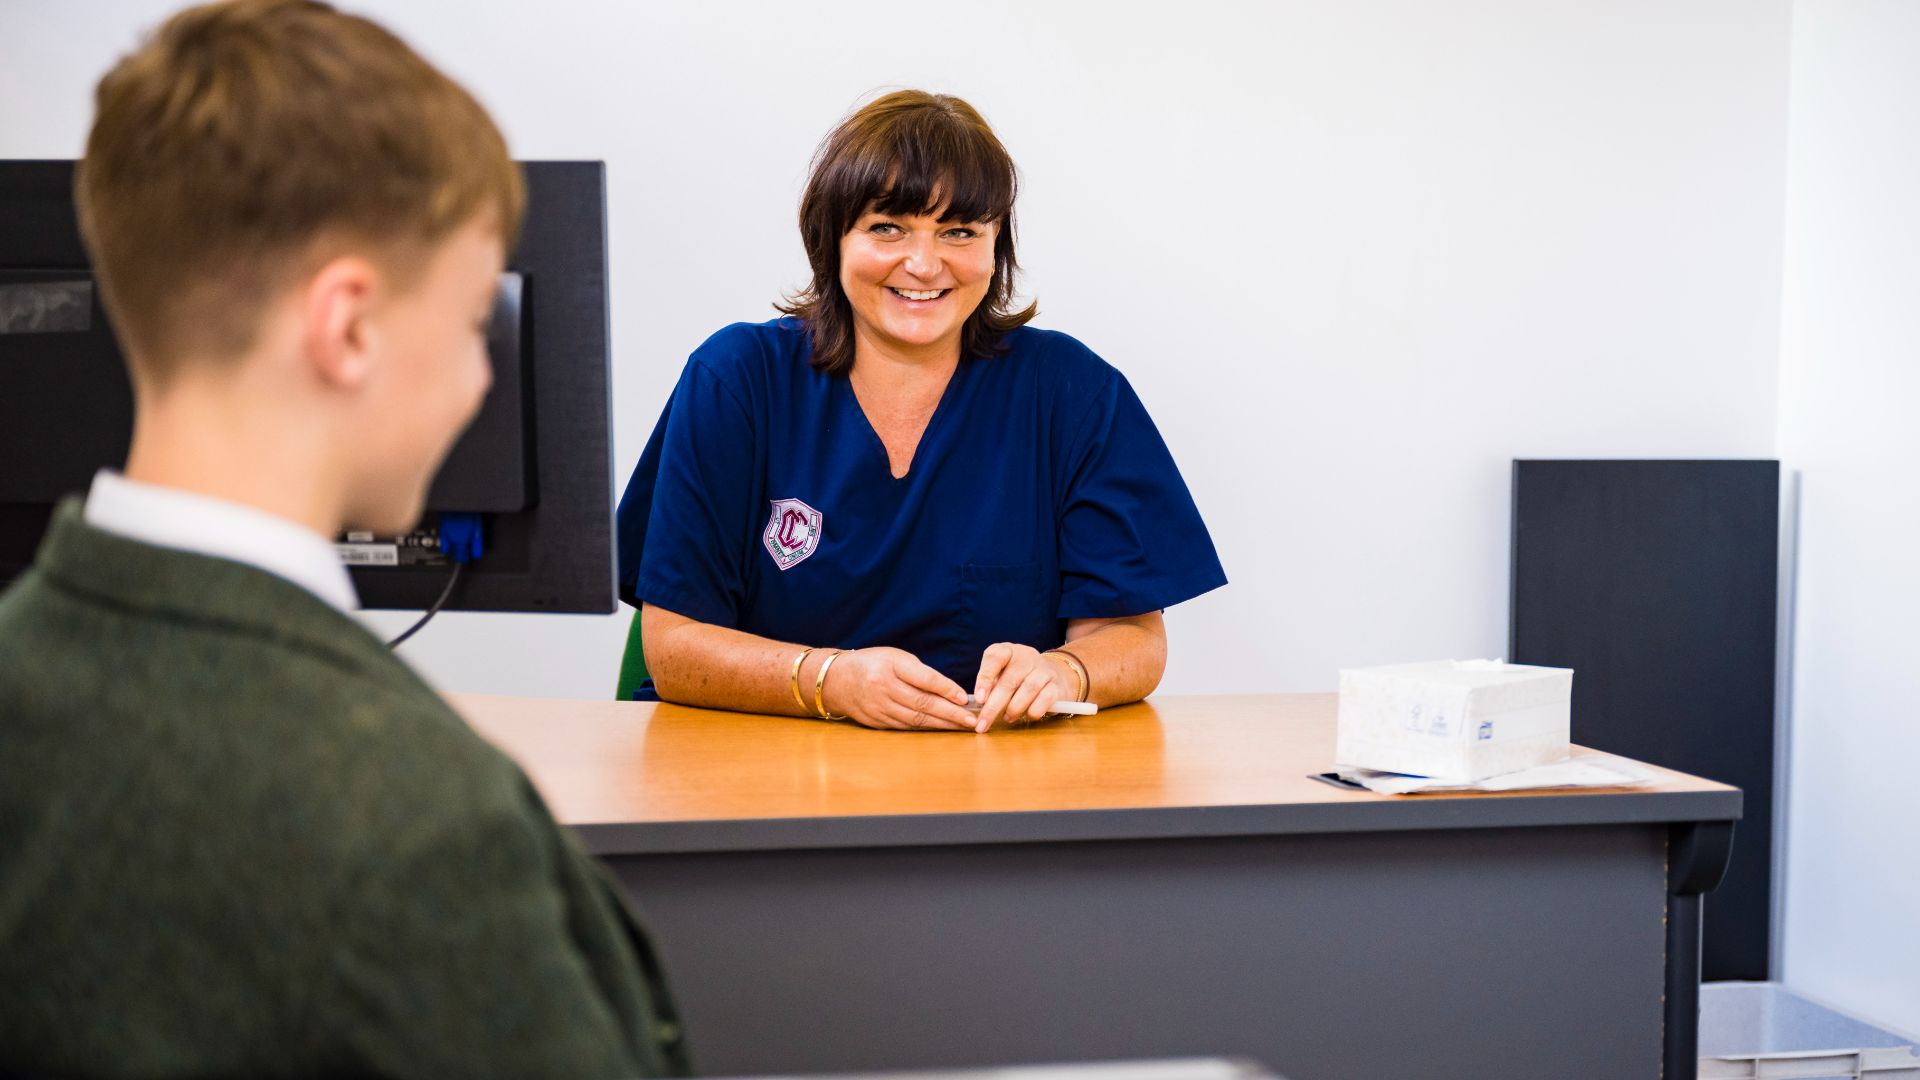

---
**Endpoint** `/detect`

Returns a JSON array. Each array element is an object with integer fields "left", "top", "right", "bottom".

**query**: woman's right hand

[{"left": 821, "top": 647, "right": 975, "bottom": 731}]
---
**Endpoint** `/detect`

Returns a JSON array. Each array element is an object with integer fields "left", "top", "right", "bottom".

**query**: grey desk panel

[
  {"left": 577, "top": 788, "right": 1739, "bottom": 857},
  {"left": 712, "top": 1059, "right": 1288, "bottom": 1080},
  {"left": 611, "top": 824, "right": 1668, "bottom": 1080}
]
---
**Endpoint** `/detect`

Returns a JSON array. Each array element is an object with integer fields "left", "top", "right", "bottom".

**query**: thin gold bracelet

[
  {"left": 1046, "top": 647, "right": 1090, "bottom": 703},
  {"left": 814, "top": 648, "right": 853, "bottom": 720},
  {"left": 789, "top": 647, "right": 818, "bottom": 715}
]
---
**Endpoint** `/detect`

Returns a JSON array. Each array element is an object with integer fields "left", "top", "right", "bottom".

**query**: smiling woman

[
  {"left": 615, "top": 90, "right": 1226, "bottom": 733},
  {"left": 835, "top": 208, "right": 996, "bottom": 384},
  {"left": 776, "top": 91, "right": 1032, "bottom": 377}
]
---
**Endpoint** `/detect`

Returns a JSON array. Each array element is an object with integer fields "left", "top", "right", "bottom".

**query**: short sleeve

[
  {"left": 1056, "top": 369, "right": 1226, "bottom": 619},
  {"left": 615, "top": 351, "right": 756, "bottom": 626}
]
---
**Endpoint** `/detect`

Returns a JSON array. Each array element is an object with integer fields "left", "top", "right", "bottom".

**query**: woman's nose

[{"left": 901, "top": 234, "right": 939, "bottom": 278}]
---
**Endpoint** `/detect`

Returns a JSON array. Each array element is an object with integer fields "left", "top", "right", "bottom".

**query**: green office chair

[{"left": 614, "top": 607, "right": 649, "bottom": 701}]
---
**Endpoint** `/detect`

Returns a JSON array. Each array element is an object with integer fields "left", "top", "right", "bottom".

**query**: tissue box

[{"left": 1335, "top": 660, "right": 1574, "bottom": 783}]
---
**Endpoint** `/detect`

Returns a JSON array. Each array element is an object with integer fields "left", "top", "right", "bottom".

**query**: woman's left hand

[{"left": 971, "top": 643, "right": 1077, "bottom": 732}]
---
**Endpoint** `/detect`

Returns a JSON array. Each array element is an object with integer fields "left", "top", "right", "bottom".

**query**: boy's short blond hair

[{"left": 76, "top": 0, "right": 524, "bottom": 382}]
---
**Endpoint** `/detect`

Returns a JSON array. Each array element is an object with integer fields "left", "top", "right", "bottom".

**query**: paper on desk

[{"left": 1334, "top": 747, "right": 1656, "bottom": 795}]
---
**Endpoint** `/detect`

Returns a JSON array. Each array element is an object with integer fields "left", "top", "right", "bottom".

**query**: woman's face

[{"left": 838, "top": 205, "right": 997, "bottom": 364}]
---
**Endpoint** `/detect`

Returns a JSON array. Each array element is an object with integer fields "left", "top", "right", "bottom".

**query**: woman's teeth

[{"left": 889, "top": 287, "right": 947, "bottom": 301}]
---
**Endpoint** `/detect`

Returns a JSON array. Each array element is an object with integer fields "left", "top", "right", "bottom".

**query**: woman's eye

[
  {"left": 944, "top": 227, "right": 978, "bottom": 240},
  {"left": 868, "top": 221, "right": 901, "bottom": 236}
]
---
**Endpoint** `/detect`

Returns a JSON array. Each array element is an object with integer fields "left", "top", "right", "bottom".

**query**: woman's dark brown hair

[{"left": 778, "top": 90, "right": 1036, "bottom": 375}]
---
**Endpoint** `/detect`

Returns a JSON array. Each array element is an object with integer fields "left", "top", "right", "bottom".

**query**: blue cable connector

[{"left": 438, "top": 513, "right": 484, "bottom": 564}]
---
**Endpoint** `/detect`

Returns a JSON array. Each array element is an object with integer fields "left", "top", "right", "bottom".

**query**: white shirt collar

[{"left": 83, "top": 469, "right": 359, "bottom": 614}]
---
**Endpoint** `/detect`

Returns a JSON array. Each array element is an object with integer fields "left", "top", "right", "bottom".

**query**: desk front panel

[{"left": 611, "top": 822, "right": 1667, "bottom": 1080}]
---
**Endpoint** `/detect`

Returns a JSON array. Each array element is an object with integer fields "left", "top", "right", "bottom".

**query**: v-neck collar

[{"left": 845, "top": 359, "right": 966, "bottom": 482}]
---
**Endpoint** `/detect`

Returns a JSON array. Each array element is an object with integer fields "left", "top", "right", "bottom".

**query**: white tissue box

[{"left": 1334, "top": 660, "right": 1574, "bottom": 783}]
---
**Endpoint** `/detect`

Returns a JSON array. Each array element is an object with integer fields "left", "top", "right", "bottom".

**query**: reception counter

[{"left": 454, "top": 693, "right": 1739, "bottom": 1080}]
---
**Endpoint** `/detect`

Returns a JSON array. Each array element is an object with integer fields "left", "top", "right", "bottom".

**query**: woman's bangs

[{"left": 864, "top": 126, "right": 1013, "bottom": 225}]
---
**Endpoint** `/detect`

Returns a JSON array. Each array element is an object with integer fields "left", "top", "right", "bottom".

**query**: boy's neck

[{"left": 122, "top": 378, "right": 350, "bottom": 540}]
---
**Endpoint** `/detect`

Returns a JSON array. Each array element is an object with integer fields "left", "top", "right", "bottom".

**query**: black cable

[{"left": 387, "top": 561, "right": 464, "bottom": 649}]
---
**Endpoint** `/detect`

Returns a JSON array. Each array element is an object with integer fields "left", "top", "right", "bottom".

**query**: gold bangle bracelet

[
  {"left": 1047, "top": 648, "right": 1090, "bottom": 703},
  {"left": 789, "top": 647, "right": 818, "bottom": 715},
  {"left": 814, "top": 648, "right": 852, "bottom": 720}
]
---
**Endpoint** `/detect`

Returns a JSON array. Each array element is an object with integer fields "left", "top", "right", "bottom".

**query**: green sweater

[{"left": 0, "top": 503, "right": 690, "bottom": 1079}]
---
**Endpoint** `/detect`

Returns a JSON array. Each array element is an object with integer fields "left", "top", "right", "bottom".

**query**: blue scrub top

[{"left": 617, "top": 318, "right": 1226, "bottom": 695}]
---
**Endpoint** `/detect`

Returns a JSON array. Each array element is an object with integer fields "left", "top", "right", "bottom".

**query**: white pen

[{"left": 963, "top": 694, "right": 1098, "bottom": 717}]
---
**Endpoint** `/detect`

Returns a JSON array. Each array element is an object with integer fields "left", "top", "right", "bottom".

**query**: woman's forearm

[
  {"left": 1058, "top": 611, "right": 1168, "bottom": 708},
  {"left": 641, "top": 603, "right": 833, "bottom": 716}
]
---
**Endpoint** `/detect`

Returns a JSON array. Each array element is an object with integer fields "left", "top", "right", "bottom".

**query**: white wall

[
  {"left": 0, "top": 1, "right": 1788, "bottom": 702},
  {"left": 1777, "top": 0, "right": 1920, "bottom": 1038}
]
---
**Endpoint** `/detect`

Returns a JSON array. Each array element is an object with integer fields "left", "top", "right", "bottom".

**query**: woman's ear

[{"left": 301, "top": 255, "right": 380, "bottom": 391}]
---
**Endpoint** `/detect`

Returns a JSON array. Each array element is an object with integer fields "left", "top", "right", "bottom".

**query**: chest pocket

[{"left": 959, "top": 561, "right": 1058, "bottom": 654}]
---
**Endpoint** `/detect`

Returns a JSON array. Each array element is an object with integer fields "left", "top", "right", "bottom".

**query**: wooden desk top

[{"left": 449, "top": 692, "right": 1741, "bottom": 855}]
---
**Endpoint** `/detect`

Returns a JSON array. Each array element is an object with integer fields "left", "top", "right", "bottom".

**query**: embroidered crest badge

[{"left": 762, "top": 497, "right": 823, "bottom": 571}]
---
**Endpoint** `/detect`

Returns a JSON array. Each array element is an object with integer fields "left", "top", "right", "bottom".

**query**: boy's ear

[{"left": 301, "top": 255, "right": 380, "bottom": 391}]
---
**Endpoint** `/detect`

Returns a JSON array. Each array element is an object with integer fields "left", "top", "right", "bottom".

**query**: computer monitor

[{"left": 0, "top": 159, "right": 616, "bottom": 614}]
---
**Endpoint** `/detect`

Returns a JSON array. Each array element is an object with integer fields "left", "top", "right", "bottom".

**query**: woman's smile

[{"left": 887, "top": 286, "right": 949, "bottom": 303}]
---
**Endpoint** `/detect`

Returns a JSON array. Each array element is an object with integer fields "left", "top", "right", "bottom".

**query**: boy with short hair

[{"left": 0, "top": 2, "right": 687, "bottom": 1076}]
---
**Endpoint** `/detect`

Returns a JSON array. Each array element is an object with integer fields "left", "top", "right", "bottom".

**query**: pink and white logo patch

[{"left": 762, "top": 497, "right": 823, "bottom": 571}]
